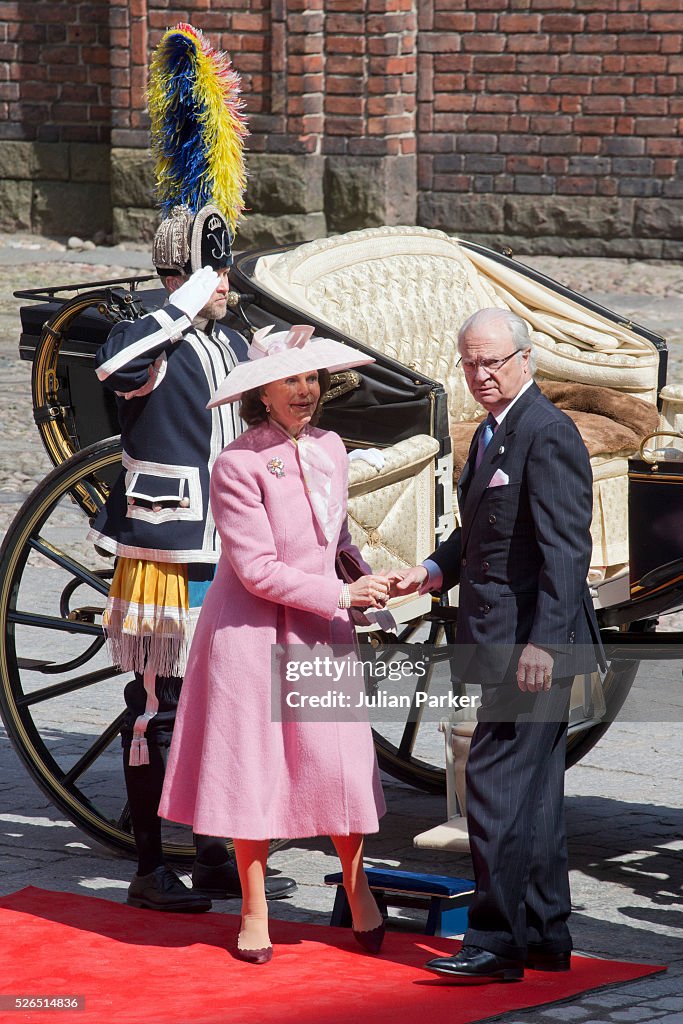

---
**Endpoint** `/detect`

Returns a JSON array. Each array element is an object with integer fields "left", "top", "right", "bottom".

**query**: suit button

[
  {"left": 482, "top": 561, "right": 490, "bottom": 571},
  {"left": 488, "top": 514, "right": 496, "bottom": 524},
  {"left": 481, "top": 603, "right": 491, "bottom": 614},
  {"left": 461, "top": 557, "right": 467, "bottom": 567},
  {"left": 569, "top": 631, "right": 575, "bottom": 643}
]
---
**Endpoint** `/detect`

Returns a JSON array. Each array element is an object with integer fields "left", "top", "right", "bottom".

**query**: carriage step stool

[{"left": 324, "top": 868, "right": 474, "bottom": 937}]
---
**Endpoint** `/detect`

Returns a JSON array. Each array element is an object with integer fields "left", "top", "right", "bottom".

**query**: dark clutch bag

[
  {"left": 335, "top": 550, "right": 396, "bottom": 632},
  {"left": 336, "top": 549, "right": 366, "bottom": 585}
]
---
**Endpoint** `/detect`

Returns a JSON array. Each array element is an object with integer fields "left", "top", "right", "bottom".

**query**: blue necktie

[{"left": 475, "top": 414, "right": 495, "bottom": 469}]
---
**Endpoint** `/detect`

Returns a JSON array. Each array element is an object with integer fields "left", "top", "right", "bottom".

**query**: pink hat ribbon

[{"left": 248, "top": 324, "right": 316, "bottom": 361}]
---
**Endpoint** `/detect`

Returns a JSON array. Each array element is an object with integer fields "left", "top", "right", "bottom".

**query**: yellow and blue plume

[{"left": 148, "top": 23, "right": 248, "bottom": 233}]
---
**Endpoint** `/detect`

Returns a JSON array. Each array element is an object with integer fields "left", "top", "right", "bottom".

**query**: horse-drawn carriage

[{"left": 2, "top": 225, "right": 682, "bottom": 862}]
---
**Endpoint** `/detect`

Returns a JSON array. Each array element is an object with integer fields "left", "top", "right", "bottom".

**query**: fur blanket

[{"left": 450, "top": 381, "right": 660, "bottom": 478}]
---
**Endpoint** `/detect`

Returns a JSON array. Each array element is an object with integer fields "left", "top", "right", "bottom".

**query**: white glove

[
  {"left": 169, "top": 267, "right": 219, "bottom": 320},
  {"left": 348, "top": 447, "right": 386, "bottom": 470}
]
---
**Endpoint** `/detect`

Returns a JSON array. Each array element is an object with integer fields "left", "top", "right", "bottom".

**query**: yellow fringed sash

[{"left": 102, "top": 558, "right": 192, "bottom": 678}]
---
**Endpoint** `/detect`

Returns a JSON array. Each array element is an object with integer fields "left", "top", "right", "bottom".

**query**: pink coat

[{"left": 159, "top": 421, "right": 386, "bottom": 839}]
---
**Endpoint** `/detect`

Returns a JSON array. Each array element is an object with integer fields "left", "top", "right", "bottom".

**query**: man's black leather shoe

[
  {"left": 192, "top": 857, "right": 297, "bottom": 901},
  {"left": 526, "top": 949, "right": 571, "bottom": 972},
  {"left": 425, "top": 944, "right": 524, "bottom": 982},
  {"left": 127, "top": 865, "right": 212, "bottom": 913}
]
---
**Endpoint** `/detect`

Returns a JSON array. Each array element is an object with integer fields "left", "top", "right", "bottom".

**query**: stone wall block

[
  {"left": 503, "top": 196, "right": 634, "bottom": 239},
  {"left": 0, "top": 142, "right": 35, "bottom": 180},
  {"left": 662, "top": 240, "right": 683, "bottom": 260},
  {"left": 0, "top": 180, "right": 33, "bottom": 231},
  {"left": 111, "top": 148, "right": 156, "bottom": 209},
  {"left": 456, "top": 232, "right": 665, "bottom": 259},
  {"left": 33, "top": 182, "right": 112, "bottom": 237},
  {"left": 385, "top": 155, "right": 418, "bottom": 225},
  {"left": 245, "top": 154, "right": 325, "bottom": 215},
  {"left": 70, "top": 143, "right": 111, "bottom": 183},
  {"left": 634, "top": 198, "right": 683, "bottom": 240},
  {"left": 32, "top": 143, "right": 70, "bottom": 182},
  {"left": 418, "top": 192, "right": 504, "bottom": 234},
  {"left": 112, "top": 206, "right": 159, "bottom": 244},
  {"left": 236, "top": 212, "right": 327, "bottom": 250},
  {"left": 325, "top": 155, "right": 417, "bottom": 232}
]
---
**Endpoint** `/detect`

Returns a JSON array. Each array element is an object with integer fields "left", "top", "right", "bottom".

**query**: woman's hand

[{"left": 348, "top": 574, "right": 390, "bottom": 608}]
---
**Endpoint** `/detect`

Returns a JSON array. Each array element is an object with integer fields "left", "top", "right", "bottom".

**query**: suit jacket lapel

[{"left": 459, "top": 382, "right": 541, "bottom": 551}]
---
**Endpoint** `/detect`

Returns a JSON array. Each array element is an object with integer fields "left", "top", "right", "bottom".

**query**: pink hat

[{"left": 207, "top": 324, "right": 375, "bottom": 407}]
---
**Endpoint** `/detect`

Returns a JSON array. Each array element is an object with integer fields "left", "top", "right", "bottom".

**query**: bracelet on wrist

[{"left": 338, "top": 583, "right": 351, "bottom": 609}]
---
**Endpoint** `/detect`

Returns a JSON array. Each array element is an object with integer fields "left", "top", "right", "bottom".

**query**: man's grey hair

[{"left": 458, "top": 307, "right": 536, "bottom": 372}]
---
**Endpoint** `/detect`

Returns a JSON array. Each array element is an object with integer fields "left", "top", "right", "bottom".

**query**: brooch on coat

[{"left": 267, "top": 457, "right": 285, "bottom": 478}]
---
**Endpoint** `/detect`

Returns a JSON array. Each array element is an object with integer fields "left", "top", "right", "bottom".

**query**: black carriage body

[
  {"left": 19, "top": 299, "right": 121, "bottom": 451},
  {"left": 628, "top": 456, "right": 683, "bottom": 611}
]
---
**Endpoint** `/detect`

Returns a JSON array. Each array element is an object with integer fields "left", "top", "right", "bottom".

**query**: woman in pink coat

[{"left": 160, "top": 324, "right": 389, "bottom": 963}]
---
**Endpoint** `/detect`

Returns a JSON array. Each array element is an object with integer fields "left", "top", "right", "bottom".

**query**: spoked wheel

[
  {"left": 364, "top": 607, "right": 641, "bottom": 794},
  {"left": 0, "top": 438, "right": 200, "bottom": 862}
]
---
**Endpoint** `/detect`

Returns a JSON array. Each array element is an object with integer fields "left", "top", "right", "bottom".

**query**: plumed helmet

[{"left": 147, "top": 23, "right": 248, "bottom": 275}]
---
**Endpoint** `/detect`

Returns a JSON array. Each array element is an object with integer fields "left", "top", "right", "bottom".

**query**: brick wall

[
  {"left": 1, "top": 0, "right": 680, "bottom": 253},
  {"left": 0, "top": 0, "right": 111, "bottom": 144},
  {"left": 418, "top": 0, "right": 682, "bottom": 256},
  {"left": 0, "top": 0, "right": 112, "bottom": 235}
]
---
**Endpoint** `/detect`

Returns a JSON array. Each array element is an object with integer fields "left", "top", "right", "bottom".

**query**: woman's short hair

[{"left": 239, "top": 368, "right": 331, "bottom": 427}]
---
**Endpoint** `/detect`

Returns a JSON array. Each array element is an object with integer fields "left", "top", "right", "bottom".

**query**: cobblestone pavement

[{"left": 0, "top": 235, "right": 682, "bottom": 1022}]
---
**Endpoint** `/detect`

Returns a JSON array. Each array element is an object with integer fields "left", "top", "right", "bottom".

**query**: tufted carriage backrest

[{"left": 253, "top": 226, "right": 660, "bottom": 424}]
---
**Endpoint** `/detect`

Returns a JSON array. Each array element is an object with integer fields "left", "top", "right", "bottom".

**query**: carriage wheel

[
  {"left": 0, "top": 439, "right": 195, "bottom": 863},
  {"left": 366, "top": 615, "right": 641, "bottom": 794}
]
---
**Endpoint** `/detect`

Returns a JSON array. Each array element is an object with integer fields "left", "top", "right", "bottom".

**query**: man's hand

[
  {"left": 516, "top": 643, "right": 555, "bottom": 692},
  {"left": 169, "top": 267, "right": 219, "bottom": 320},
  {"left": 383, "top": 566, "right": 428, "bottom": 599}
]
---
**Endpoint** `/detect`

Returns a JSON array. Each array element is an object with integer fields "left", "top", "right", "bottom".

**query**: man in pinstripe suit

[{"left": 391, "top": 308, "right": 603, "bottom": 981}]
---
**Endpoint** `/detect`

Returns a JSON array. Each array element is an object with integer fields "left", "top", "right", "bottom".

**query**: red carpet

[{"left": 0, "top": 887, "right": 665, "bottom": 1024}]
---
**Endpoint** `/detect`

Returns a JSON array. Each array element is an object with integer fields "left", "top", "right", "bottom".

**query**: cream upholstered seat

[
  {"left": 254, "top": 226, "right": 665, "bottom": 575},
  {"left": 346, "top": 434, "right": 440, "bottom": 625}
]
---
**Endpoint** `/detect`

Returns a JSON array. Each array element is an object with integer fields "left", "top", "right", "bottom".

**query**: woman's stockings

[
  {"left": 233, "top": 838, "right": 271, "bottom": 950},
  {"left": 331, "top": 833, "right": 383, "bottom": 933}
]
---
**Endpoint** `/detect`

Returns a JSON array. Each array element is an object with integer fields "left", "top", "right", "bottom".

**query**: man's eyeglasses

[{"left": 457, "top": 350, "right": 526, "bottom": 374}]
